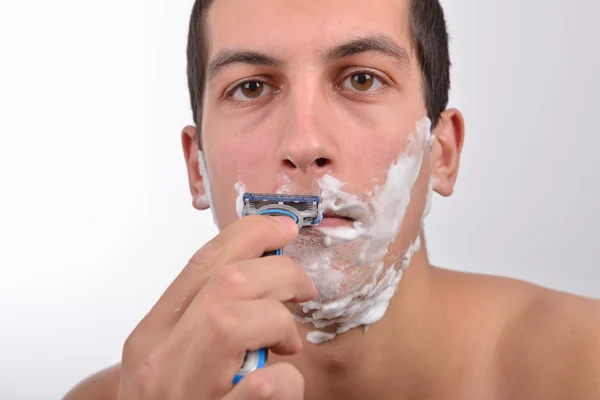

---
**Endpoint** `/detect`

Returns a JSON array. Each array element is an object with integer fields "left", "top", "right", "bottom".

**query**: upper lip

[{"left": 322, "top": 212, "right": 355, "bottom": 221}]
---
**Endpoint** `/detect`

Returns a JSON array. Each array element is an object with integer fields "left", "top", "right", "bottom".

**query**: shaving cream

[
  {"left": 224, "top": 117, "right": 434, "bottom": 343},
  {"left": 198, "top": 151, "right": 220, "bottom": 229},
  {"left": 284, "top": 118, "right": 433, "bottom": 342}
]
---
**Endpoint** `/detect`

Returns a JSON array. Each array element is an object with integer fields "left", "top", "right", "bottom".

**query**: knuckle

[
  {"left": 210, "top": 264, "right": 247, "bottom": 292},
  {"left": 122, "top": 325, "right": 145, "bottom": 364},
  {"left": 188, "top": 239, "right": 221, "bottom": 267},
  {"left": 133, "top": 351, "right": 163, "bottom": 396},
  {"left": 206, "top": 304, "right": 239, "bottom": 339},
  {"left": 122, "top": 335, "right": 137, "bottom": 363}
]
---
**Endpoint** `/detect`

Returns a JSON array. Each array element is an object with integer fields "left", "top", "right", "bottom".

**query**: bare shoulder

[
  {"left": 63, "top": 364, "right": 121, "bottom": 400},
  {"left": 495, "top": 284, "right": 600, "bottom": 399},
  {"left": 433, "top": 268, "right": 599, "bottom": 398}
]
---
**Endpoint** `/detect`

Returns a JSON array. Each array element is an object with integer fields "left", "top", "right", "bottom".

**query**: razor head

[{"left": 242, "top": 193, "right": 323, "bottom": 229}]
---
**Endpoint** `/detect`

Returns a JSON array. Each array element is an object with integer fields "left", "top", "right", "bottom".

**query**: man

[{"left": 65, "top": 0, "right": 600, "bottom": 398}]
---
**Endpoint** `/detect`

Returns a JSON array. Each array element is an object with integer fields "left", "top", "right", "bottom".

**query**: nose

[
  {"left": 276, "top": 85, "right": 337, "bottom": 179},
  {"left": 280, "top": 138, "right": 333, "bottom": 175}
]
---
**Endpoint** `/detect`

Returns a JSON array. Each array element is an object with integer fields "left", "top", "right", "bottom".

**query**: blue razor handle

[
  {"left": 233, "top": 193, "right": 322, "bottom": 385},
  {"left": 233, "top": 347, "right": 268, "bottom": 385}
]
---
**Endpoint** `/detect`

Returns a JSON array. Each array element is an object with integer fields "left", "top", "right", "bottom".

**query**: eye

[
  {"left": 341, "top": 72, "right": 384, "bottom": 92},
  {"left": 230, "top": 80, "right": 275, "bottom": 101}
]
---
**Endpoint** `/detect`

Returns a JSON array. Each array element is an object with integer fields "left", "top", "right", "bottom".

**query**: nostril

[
  {"left": 314, "top": 158, "right": 329, "bottom": 168},
  {"left": 283, "top": 159, "right": 296, "bottom": 169}
]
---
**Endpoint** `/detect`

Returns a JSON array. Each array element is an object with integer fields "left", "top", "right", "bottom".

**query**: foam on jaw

[
  {"left": 285, "top": 117, "right": 433, "bottom": 343},
  {"left": 227, "top": 117, "right": 434, "bottom": 343},
  {"left": 198, "top": 151, "right": 220, "bottom": 230},
  {"left": 235, "top": 181, "right": 247, "bottom": 218}
]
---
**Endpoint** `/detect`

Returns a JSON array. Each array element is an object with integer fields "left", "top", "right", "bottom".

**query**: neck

[{"left": 276, "top": 234, "right": 464, "bottom": 399}]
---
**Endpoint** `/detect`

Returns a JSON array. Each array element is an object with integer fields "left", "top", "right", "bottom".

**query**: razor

[{"left": 233, "top": 193, "right": 322, "bottom": 385}]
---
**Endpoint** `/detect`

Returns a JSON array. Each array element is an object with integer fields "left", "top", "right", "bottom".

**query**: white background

[{"left": 0, "top": 0, "right": 598, "bottom": 398}]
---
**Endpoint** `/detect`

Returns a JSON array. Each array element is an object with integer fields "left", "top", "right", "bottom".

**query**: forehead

[{"left": 204, "top": 0, "right": 411, "bottom": 60}]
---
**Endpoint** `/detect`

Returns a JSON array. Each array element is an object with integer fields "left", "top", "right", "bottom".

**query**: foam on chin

[
  {"left": 286, "top": 117, "right": 434, "bottom": 343},
  {"left": 223, "top": 117, "right": 435, "bottom": 344}
]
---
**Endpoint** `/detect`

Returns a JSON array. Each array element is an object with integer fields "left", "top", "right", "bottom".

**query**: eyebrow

[
  {"left": 206, "top": 34, "right": 411, "bottom": 85},
  {"left": 323, "top": 35, "right": 411, "bottom": 72},
  {"left": 206, "top": 51, "right": 285, "bottom": 85}
]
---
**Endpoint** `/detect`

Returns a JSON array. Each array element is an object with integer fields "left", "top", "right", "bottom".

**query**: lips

[{"left": 318, "top": 212, "right": 356, "bottom": 228}]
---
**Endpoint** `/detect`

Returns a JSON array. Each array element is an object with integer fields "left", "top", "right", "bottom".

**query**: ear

[
  {"left": 181, "top": 125, "right": 210, "bottom": 210},
  {"left": 430, "top": 109, "right": 465, "bottom": 197}
]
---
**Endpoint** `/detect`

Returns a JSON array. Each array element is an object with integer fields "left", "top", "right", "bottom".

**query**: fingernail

[{"left": 271, "top": 216, "right": 297, "bottom": 229}]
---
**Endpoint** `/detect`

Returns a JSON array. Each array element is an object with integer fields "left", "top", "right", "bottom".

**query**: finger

[
  {"left": 198, "top": 256, "right": 317, "bottom": 305},
  {"left": 140, "top": 215, "right": 299, "bottom": 330},
  {"left": 210, "top": 215, "right": 299, "bottom": 265},
  {"left": 222, "top": 362, "right": 305, "bottom": 400},
  {"left": 193, "top": 299, "right": 302, "bottom": 359},
  {"left": 170, "top": 300, "right": 302, "bottom": 397}
]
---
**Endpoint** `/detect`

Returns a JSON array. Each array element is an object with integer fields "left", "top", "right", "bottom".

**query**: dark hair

[{"left": 187, "top": 0, "right": 450, "bottom": 142}]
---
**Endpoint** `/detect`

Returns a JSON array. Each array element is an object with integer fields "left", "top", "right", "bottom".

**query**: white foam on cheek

[
  {"left": 235, "top": 181, "right": 247, "bottom": 218},
  {"left": 290, "top": 117, "right": 433, "bottom": 343},
  {"left": 359, "top": 118, "right": 430, "bottom": 263},
  {"left": 198, "top": 151, "right": 220, "bottom": 229},
  {"left": 306, "top": 331, "right": 337, "bottom": 344},
  {"left": 318, "top": 174, "right": 366, "bottom": 216},
  {"left": 426, "top": 130, "right": 435, "bottom": 152},
  {"left": 423, "top": 131, "right": 436, "bottom": 220},
  {"left": 423, "top": 177, "right": 435, "bottom": 221}
]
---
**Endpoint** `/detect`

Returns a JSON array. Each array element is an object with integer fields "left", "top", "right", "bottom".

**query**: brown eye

[
  {"left": 231, "top": 80, "right": 275, "bottom": 101},
  {"left": 241, "top": 81, "right": 263, "bottom": 98},
  {"left": 341, "top": 72, "right": 384, "bottom": 93},
  {"left": 351, "top": 73, "right": 374, "bottom": 91}
]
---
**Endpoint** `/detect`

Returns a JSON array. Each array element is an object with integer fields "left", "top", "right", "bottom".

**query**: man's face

[
  {"left": 188, "top": 0, "right": 457, "bottom": 334},
  {"left": 201, "top": 0, "right": 430, "bottom": 225}
]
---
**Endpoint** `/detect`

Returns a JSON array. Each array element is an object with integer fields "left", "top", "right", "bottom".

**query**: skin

[{"left": 64, "top": 0, "right": 600, "bottom": 398}]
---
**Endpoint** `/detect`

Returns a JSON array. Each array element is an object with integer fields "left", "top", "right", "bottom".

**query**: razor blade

[
  {"left": 233, "top": 193, "right": 322, "bottom": 385},
  {"left": 242, "top": 193, "right": 323, "bottom": 229}
]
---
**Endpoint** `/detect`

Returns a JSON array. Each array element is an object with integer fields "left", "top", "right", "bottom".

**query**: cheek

[
  {"left": 343, "top": 130, "right": 413, "bottom": 187},
  {"left": 220, "top": 141, "right": 267, "bottom": 172},
  {"left": 339, "top": 103, "right": 427, "bottom": 186},
  {"left": 388, "top": 158, "right": 433, "bottom": 254},
  {"left": 208, "top": 133, "right": 277, "bottom": 183},
  {"left": 204, "top": 138, "right": 282, "bottom": 228}
]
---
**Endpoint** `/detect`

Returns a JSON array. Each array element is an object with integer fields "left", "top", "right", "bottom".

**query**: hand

[{"left": 118, "top": 215, "right": 317, "bottom": 400}]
